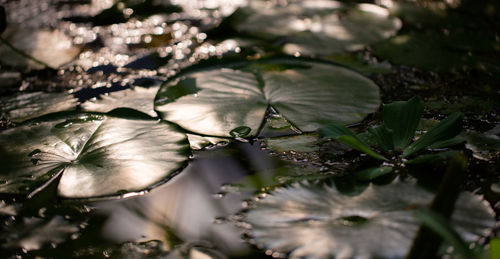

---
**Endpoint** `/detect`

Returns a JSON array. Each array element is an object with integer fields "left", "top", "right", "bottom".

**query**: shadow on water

[{"left": 92, "top": 141, "right": 282, "bottom": 257}]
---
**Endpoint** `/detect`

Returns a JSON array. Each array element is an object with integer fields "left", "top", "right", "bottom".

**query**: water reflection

[{"left": 94, "top": 142, "right": 280, "bottom": 256}]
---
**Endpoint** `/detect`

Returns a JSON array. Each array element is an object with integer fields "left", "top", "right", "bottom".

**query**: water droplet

[{"left": 229, "top": 126, "right": 251, "bottom": 138}]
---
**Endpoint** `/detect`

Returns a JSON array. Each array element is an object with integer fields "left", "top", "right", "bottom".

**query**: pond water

[{"left": 0, "top": 0, "right": 499, "bottom": 258}]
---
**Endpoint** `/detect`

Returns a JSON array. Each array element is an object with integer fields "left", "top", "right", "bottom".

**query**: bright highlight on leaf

[{"left": 0, "top": 112, "right": 189, "bottom": 198}]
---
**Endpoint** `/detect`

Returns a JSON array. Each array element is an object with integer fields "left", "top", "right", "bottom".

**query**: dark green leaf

[
  {"left": 413, "top": 209, "right": 477, "bottom": 259},
  {"left": 155, "top": 78, "right": 200, "bottom": 105},
  {"left": 383, "top": 96, "right": 423, "bottom": 150},
  {"left": 320, "top": 123, "right": 388, "bottom": 161},
  {"left": 405, "top": 151, "right": 458, "bottom": 165},
  {"left": 428, "top": 136, "right": 465, "bottom": 149},
  {"left": 403, "top": 113, "right": 463, "bottom": 157},
  {"left": 368, "top": 125, "right": 394, "bottom": 152},
  {"left": 491, "top": 239, "right": 500, "bottom": 259},
  {"left": 355, "top": 166, "right": 393, "bottom": 181}
]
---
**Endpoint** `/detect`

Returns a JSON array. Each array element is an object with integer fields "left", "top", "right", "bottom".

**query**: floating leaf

[
  {"left": 81, "top": 87, "right": 159, "bottom": 118},
  {"left": 403, "top": 113, "right": 463, "bottom": 157},
  {"left": 462, "top": 130, "right": 500, "bottom": 161},
  {"left": 319, "top": 123, "right": 387, "bottom": 160},
  {"left": 0, "top": 91, "right": 78, "bottom": 123},
  {"left": 0, "top": 27, "right": 80, "bottom": 69},
  {"left": 0, "top": 112, "right": 189, "bottom": 198},
  {"left": 383, "top": 96, "right": 424, "bottom": 150},
  {"left": 372, "top": 32, "right": 500, "bottom": 78},
  {"left": 243, "top": 180, "right": 494, "bottom": 259},
  {"left": 1, "top": 216, "right": 79, "bottom": 251},
  {"left": 233, "top": 1, "right": 401, "bottom": 56},
  {"left": 155, "top": 58, "right": 380, "bottom": 137},
  {"left": 405, "top": 150, "right": 458, "bottom": 165},
  {"left": 263, "top": 134, "right": 319, "bottom": 153}
]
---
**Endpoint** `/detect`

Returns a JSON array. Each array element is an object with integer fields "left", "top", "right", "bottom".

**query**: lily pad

[
  {"left": 263, "top": 133, "right": 319, "bottom": 153},
  {"left": 242, "top": 180, "right": 494, "bottom": 258},
  {"left": 0, "top": 112, "right": 189, "bottom": 198},
  {"left": 155, "top": 58, "right": 380, "bottom": 137},
  {"left": 0, "top": 91, "right": 78, "bottom": 123},
  {"left": 0, "top": 27, "right": 80, "bottom": 70},
  {"left": 233, "top": 1, "right": 401, "bottom": 56},
  {"left": 81, "top": 86, "right": 159, "bottom": 118}
]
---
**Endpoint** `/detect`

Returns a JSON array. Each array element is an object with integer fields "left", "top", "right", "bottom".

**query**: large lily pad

[
  {"left": 0, "top": 27, "right": 80, "bottom": 70},
  {"left": 155, "top": 58, "right": 380, "bottom": 137},
  {"left": 233, "top": 1, "right": 401, "bottom": 56},
  {"left": 0, "top": 91, "right": 78, "bottom": 123},
  {"left": 0, "top": 112, "right": 189, "bottom": 198},
  {"left": 242, "top": 180, "right": 494, "bottom": 258}
]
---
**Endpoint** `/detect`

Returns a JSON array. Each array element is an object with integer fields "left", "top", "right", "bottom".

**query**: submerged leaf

[
  {"left": 155, "top": 58, "right": 380, "bottom": 137},
  {"left": 0, "top": 91, "right": 78, "bottom": 123},
  {"left": 234, "top": 1, "right": 401, "bottom": 56},
  {"left": 0, "top": 112, "right": 189, "bottom": 198},
  {"left": 403, "top": 113, "right": 463, "bottom": 157},
  {"left": 243, "top": 180, "right": 494, "bottom": 259}
]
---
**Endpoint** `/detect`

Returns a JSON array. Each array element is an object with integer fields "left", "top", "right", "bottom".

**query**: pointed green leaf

[
  {"left": 368, "top": 125, "right": 394, "bottom": 151},
  {"left": 320, "top": 123, "right": 388, "bottom": 161},
  {"left": 413, "top": 209, "right": 477, "bottom": 259},
  {"left": 383, "top": 96, "right": 424, "bottom": 150},
  {"left": 491, "top": 239, "right": 500, "bottom": 259},
  {"left": 355, "top": 166, "right": 393, "bottom": 181},
  {"left": 405, "top": 151, "right": 458, "bottom": 165},
  {"left": 403, "top": 113, "right": 463, "bottom": 157},
  {"left": 0, "top": 112, "right": 189, "bottom": 198}
]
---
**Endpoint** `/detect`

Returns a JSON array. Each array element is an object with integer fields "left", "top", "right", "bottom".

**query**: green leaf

[
  {"left": 403, "top": 113, "right": 463, "bottom": 157},
  {"left": 242, "top": 180, "right": 494, "bottom": 259},
  {"left": 155, "top": 58, "right": 381, "bottom": 137},
  {"left": 234, "top": 2, "right": 401, "bottom": 56},
  {"left": 368, "top": 125, "right": 394, "bottom": 152},
  {"left": 491, "top": 238, "right": 500, "bottom": 259},
  {"left": 319, "top": 123, "right": 388, "bottom": 161},
  {"left": 0, "top": 112, "right": 189, "bottom": 198},
  {"left": 413, "top": 209, "right": 477, "bottom": 259},
  {"left": 405, "top": 151, "right": 458, "bottom": 165},
  {"left": 383, "top": 96, "right": 424, "bottom": 150},
  {"left": 355, "top": 166, "right": 393, "bottom": 181}
]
